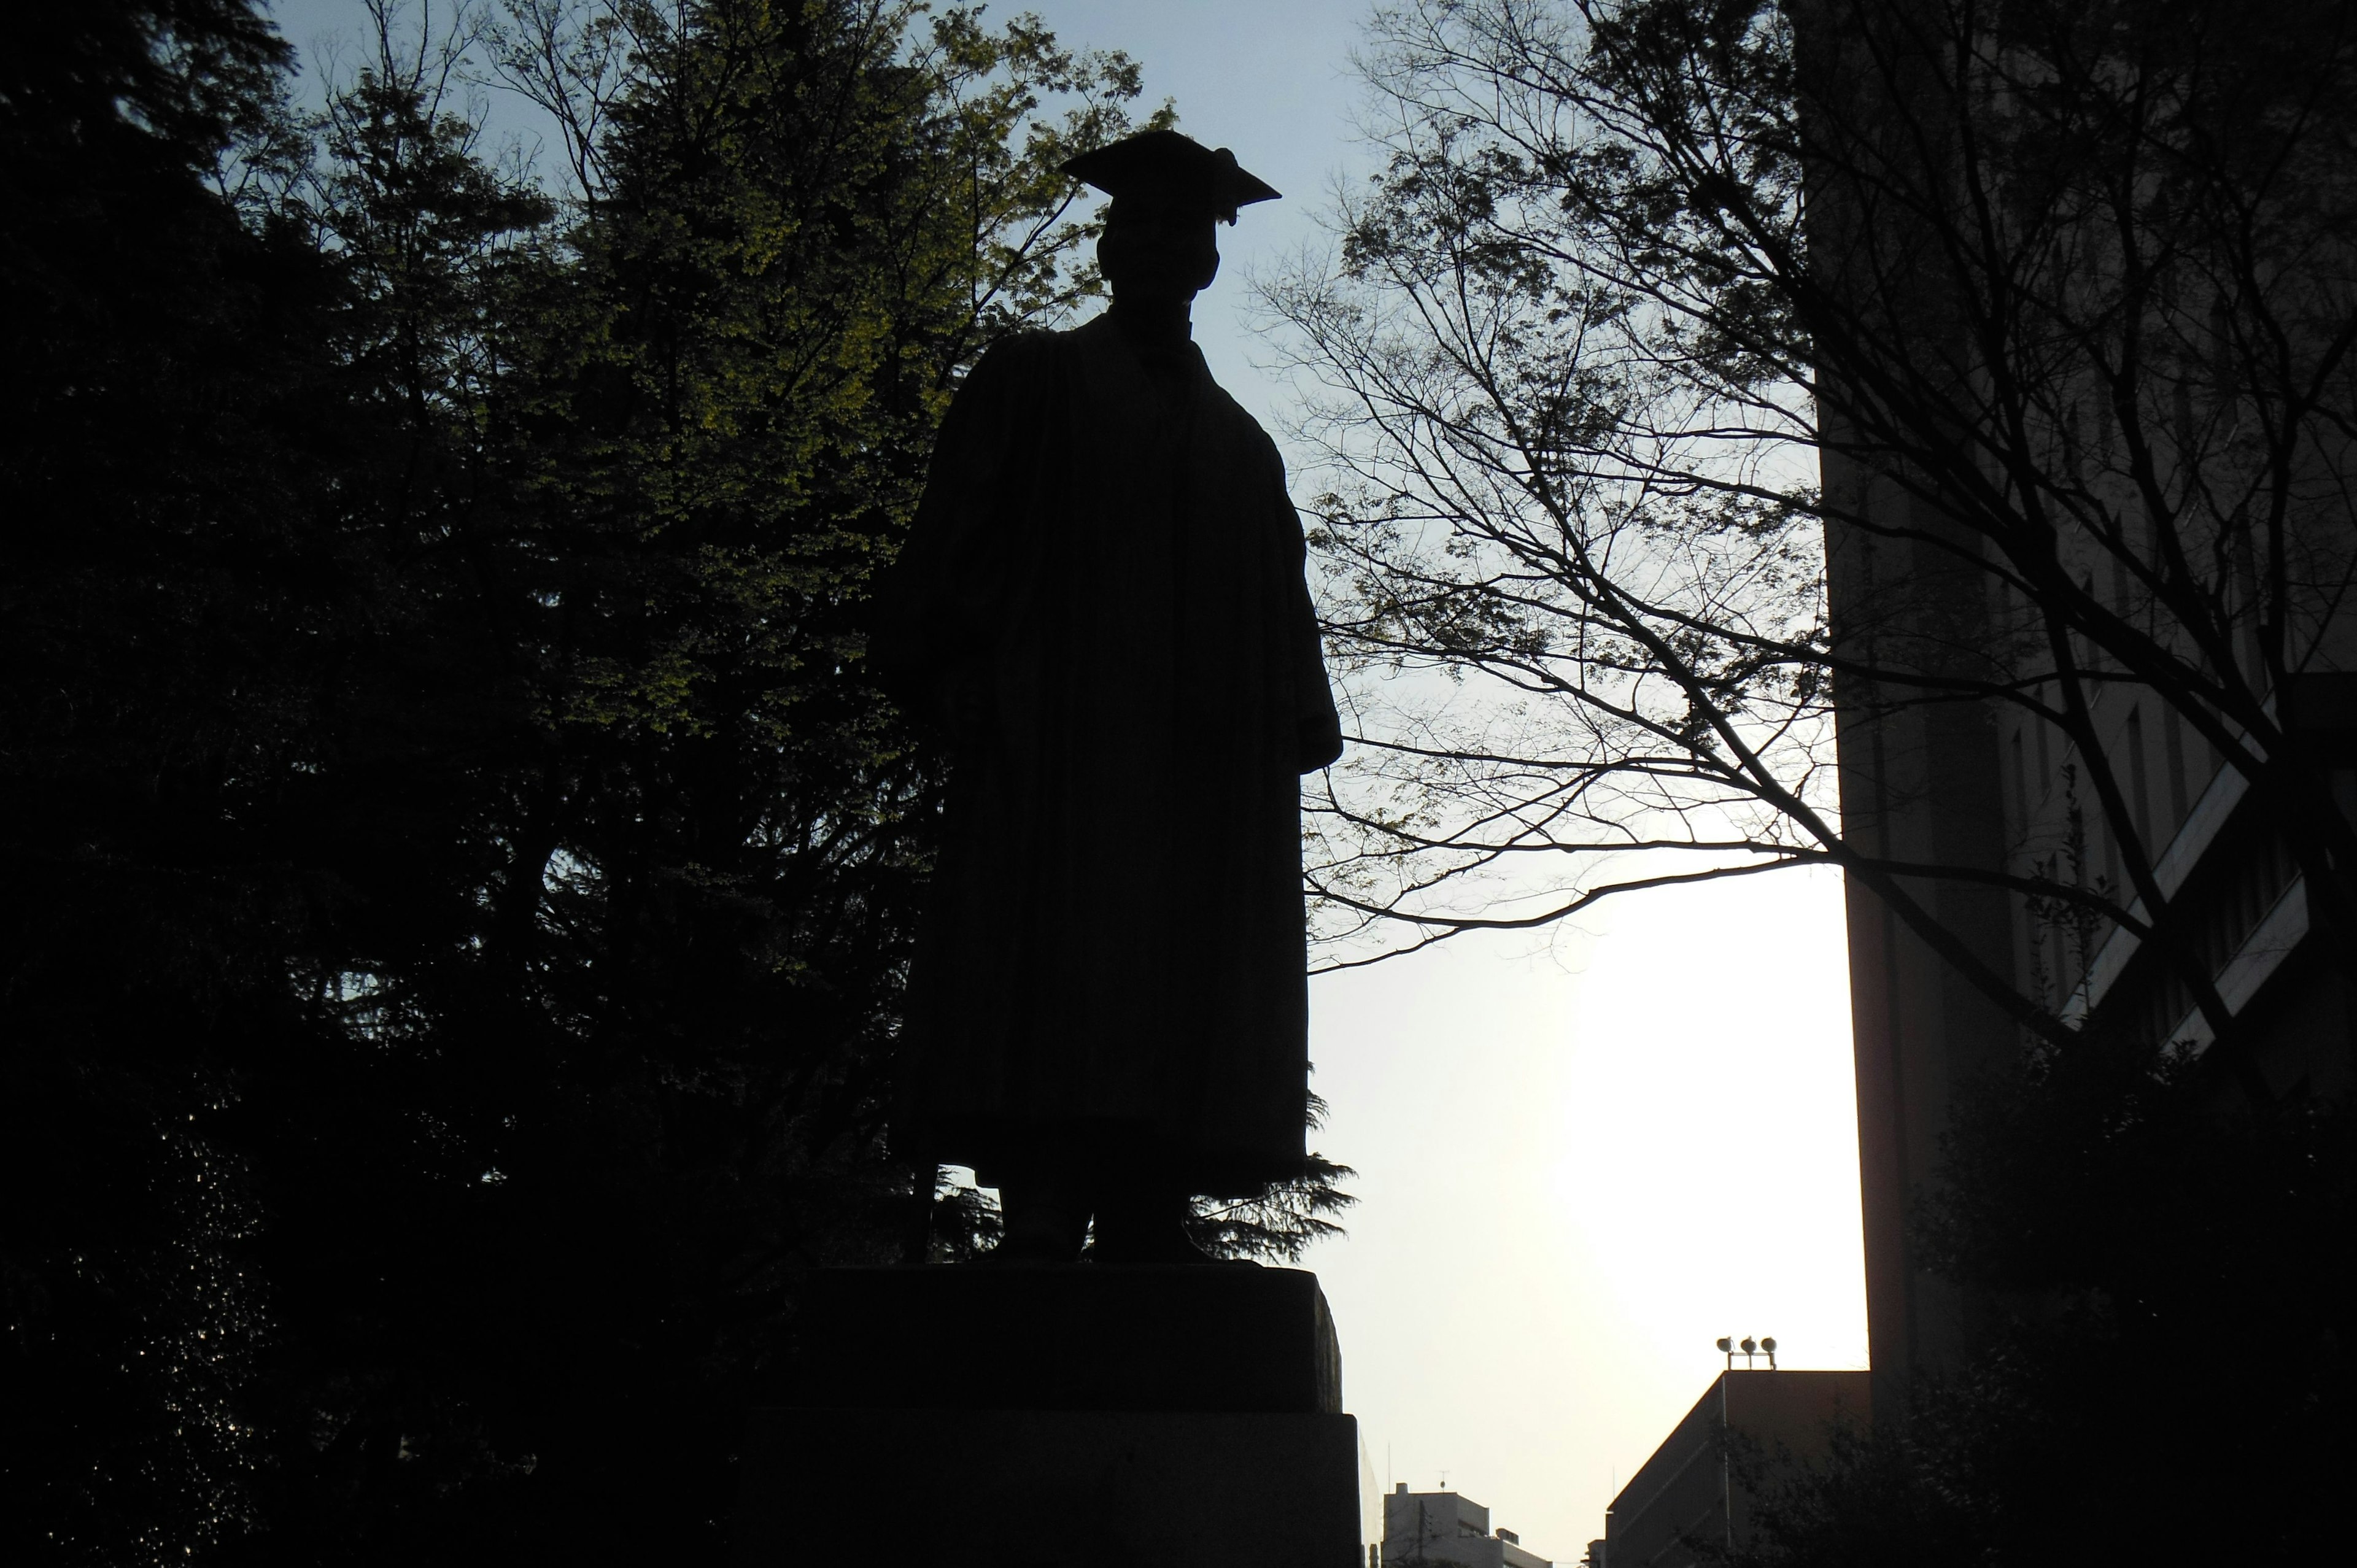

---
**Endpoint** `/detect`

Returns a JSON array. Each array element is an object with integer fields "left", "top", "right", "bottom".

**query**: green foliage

[{"left": 2, "top": 2, "right": 1202, "bottom": 1560}]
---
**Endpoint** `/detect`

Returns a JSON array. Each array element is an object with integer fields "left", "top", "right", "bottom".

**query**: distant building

[
  {"left": 1600, "top": 1369, "right": 1868, "bottom": 1568},
  {"left": 1382, "top": 1485, "right": 1551, "bottom": 1568}
]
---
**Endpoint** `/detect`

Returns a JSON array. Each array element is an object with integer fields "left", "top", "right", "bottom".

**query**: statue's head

[
  {"left": 1098, "top": 196, "right": 1221, "bottom": 303},
  {"left": 1063, "top": 130, "right": 1279, "bottom": 307}
]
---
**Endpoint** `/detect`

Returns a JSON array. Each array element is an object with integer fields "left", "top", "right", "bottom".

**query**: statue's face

[{"left": 1097, "top": 198, "right": 1220, "bottom": 302}]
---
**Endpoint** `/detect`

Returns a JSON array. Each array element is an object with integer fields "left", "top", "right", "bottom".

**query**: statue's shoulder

[
  {"left": 1199, "top": 379, "right": 1287, "bottom": 476},
  {"left": 978, "top": 326, "right": 1065, "bottom": 364},
  {"left": 953, "top": 328, "right": 1069, "bottom": 406}
]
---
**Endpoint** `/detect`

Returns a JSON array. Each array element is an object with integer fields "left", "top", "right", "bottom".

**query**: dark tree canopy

[{"left": 0, "top": 3, "right": 1351, "bottom": 1561}]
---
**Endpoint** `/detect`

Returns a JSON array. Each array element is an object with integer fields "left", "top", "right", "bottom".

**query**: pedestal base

[
  {"left": 732, "top": 1265, "right": 1361, "bottom": 1567},
  {"left": 732, "top": 1406, "right": 1359, "bottom": 1567}
]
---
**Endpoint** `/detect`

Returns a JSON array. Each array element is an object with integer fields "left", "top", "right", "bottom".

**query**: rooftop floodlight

[
  {"left": 1760, "top": 1337, "right": 1776, "bottom": 1353},
  {"left": 1740, "top": 1337, "right": 1757, "bottom": 1356},
  {"left": 1716, "top": 1337, "right": 1732, "bottom": 1353}
]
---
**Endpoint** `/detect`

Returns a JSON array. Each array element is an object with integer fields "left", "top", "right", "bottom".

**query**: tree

[
  {"left": 1, "top": 4, "right": 346, "bottom": 1560},
  {"left": 1270, "top": 0, "right": 2357, "bottom": 1078},
  {"left": 4, "top": 1, "right": 1185, "bottom": 1559},
  {"left": 1269, "top": 4, "right": 2357, "bottom": 1559},
  {"left": 1187, "top": 1094, "right": 1358, "bottom": 1263}
]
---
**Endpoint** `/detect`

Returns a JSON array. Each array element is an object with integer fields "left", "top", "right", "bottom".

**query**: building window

[
  {"left": 2126, "top": 705, "right": 2151, "bottom": 855},
  {"left": 2162, "top": 703, "right": 2189, "bottom": 828}
]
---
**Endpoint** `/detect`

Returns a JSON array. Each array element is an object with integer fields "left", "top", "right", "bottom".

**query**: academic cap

[{"left": 1062, "top": 129, "right": 1280, "bottom": 225}]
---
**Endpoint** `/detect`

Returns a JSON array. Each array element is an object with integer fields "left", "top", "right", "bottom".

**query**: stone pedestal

[{"left": 731, "top": 1265, "right": 1361, "bottom": 1567}]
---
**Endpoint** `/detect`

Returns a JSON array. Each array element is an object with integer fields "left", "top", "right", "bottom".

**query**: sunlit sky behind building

[{"left": 276, "top": 2, "right": 1868, "bottom": 1555}]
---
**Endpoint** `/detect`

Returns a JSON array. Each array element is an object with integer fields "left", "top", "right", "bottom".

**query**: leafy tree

[
  {"left": 1188, "top": 1097, "right": 1359, "bottom": 1264},
  {"left": 2, "top": 4, "right": 344, "bottom": 1560},
  {"left": 3, "top": 1, "right": 1212, "bottom": 1559}
]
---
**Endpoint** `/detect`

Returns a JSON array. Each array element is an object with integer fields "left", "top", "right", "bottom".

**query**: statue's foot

[
  {"left": 974, "top": 1235, "right": 1081, "bottom": 1265},
  {"left": 1086, "top": 1229, "right": 1231, "bottom": 1265},
  {"left": 1088, "top": 1193, "right": 1249, "bottom": 1266}
]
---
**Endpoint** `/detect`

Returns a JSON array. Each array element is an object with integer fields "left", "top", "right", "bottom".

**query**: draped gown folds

[{"left": 873, "top": 314, "right": 1344, "bottom": 1197}]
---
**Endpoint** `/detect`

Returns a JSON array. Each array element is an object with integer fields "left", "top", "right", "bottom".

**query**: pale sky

[{"left": 273, "top": 3, "right": 1869, "bottom": 1558}]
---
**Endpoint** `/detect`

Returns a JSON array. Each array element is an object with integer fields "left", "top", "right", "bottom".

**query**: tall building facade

[{"left": 1805, "top": 0, "right": 2357, "bottom": 1403}]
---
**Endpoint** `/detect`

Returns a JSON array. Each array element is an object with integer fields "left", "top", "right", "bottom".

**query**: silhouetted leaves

[
  {"left": 2, "top": 2, "right": 1177, "bottom": 1559},
  {"left": 1725, "top": 1044, "right": 2356, "bottom": 1567}
]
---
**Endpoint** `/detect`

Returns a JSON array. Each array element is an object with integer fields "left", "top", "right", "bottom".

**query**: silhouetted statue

[{"left": 875, "top": 130, "right": 1343, "bottom": 1264}]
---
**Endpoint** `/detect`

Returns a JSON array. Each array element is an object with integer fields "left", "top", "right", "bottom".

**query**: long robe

[{"left": 874, "top": 313, "right": 1342, "bottom": 1196}]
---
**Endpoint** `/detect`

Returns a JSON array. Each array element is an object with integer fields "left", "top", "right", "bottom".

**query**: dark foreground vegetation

[
  {"left": 1727, "top": 1044, "right": 2355, "bottom": 1566},
  {"left": 1, "top": 3, "right": 1347, "bottom": 1560}
]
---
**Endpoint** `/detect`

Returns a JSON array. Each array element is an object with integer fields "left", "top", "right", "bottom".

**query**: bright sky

[{"left": 273, "top": 3, "right": 1868, "bottom": 1559}]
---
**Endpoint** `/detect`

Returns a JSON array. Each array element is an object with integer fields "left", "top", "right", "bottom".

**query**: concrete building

[
  {"left": 1598, "top": 1370, "right": 1870, "bottom": 1568},
  {"left": 1799, "top": 0, "right": 2357, "bottom": 1408},
  {"left": 1381, "top": 1485, "right": 1551, "bottom": 1568}
]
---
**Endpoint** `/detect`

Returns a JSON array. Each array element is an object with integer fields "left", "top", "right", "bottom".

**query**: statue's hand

[{"left": 1297, "top": 717, "right": 1345, "bottom": 774}]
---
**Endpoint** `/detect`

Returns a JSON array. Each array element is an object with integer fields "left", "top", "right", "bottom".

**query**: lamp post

[{"left": 1706, "top": 1334, "right": 1779, "bottom": 1555}]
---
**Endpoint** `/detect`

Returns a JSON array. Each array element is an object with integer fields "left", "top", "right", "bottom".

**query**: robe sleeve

[
  {"left": 1280, "top": 483, "right": 1345, "bottom": 774},
  {"left": 870, "top": 334, "right": 1049, "bottom": 728}
]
